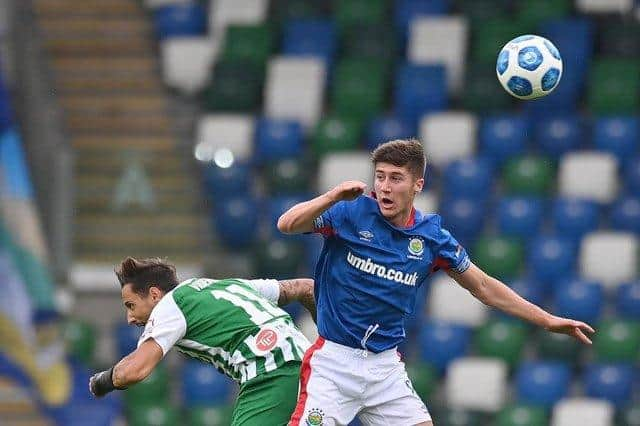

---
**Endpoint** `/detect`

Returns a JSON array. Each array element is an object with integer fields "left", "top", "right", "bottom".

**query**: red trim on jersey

[
  {"left": 371, "top": 191, "right": 417, "bottom": 228},
  {"left": 289, "top": 336, "right": 326, "bottom": 425},
  {"left": 430, "top": 256, "right": 450, "bottom": 273},
  {"left": 316, "top": 226, "right": 336, "bottom": 237}
]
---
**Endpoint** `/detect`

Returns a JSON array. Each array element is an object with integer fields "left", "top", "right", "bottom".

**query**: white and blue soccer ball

[{"left": 496, "top": 34, "right": 563, "bottom": 100}]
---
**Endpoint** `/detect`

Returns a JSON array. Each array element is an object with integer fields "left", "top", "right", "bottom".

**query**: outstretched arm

[
  {"left": 447, "top": 263, "right": 595, "bottom": 344},
  {"left": 89, "top": 339, "right": 163, "bottom": 397},
  {"left": 278, "top": 278, "right": 316, "bottom": 322}
]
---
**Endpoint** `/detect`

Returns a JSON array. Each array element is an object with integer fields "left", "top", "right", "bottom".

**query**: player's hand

[
  {"left": 327, "top": 180, "right": 367, "bottom": 202},
  {"left": 545, "top": 316, "right": 595, "bottom": 345}
]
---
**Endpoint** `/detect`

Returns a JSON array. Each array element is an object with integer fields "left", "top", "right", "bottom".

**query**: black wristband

[{"left": 91, "top": 367, "right": 125, "bottom": 397}]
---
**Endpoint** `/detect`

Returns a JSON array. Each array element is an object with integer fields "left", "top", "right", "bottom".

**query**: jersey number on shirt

[{"left": 210, "top": 284, "right": 283, "bottom": 325}]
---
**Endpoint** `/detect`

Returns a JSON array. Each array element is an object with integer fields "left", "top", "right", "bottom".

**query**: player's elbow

[{"left": 277, "top": 214, "right": 295, "bottom": 234}]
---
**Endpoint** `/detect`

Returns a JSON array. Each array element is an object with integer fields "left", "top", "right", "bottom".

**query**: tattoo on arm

[{"left": 278, "top": 279, "right": 316, "bottom": 322}]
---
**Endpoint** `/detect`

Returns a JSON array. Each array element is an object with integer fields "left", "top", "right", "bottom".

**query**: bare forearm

[
  {"left": 278, "top": 279, "right": 316, "bottom": 322},
  {"left": 277, "top": 193, "right": 336, "bottom": 234},
  {"left": 112, "top": 353, "right": 153, "bottom": 388}
]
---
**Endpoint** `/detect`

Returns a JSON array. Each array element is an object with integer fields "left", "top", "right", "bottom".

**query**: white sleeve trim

[
  {"left": 137, "top": 293, "right": 187, "bottom": 356},
  {"left": 242, "top": 279, "right": 280, "bottom": 304}
]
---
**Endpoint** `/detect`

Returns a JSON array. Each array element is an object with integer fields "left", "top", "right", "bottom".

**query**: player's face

[
  {"left": 374, "top": 162, "right": 424, "bottom": 225},
  {"left": 121, "top": 283, "right": 162, "bottom": 327}
]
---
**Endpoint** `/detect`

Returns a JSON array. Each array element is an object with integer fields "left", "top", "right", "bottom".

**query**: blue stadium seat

[
  {"left": 593, "top": 116, "right": 639, "bottom": 164},
  {"left": 267, "top": 194, "right": 312, "bottom": 239},
  {"left": 497, "top": 196, "right": 544, "bottom": 239},
  {"left": 528, "top": 236, "right": 576, "bottom": 288},
  {"left": 181, "top": 359, "right": 233, "bottom": 407},
  {"left": 479, "top": 115, "right": 529, "bottom": 166},
  {"left": 516, "top": 361, "right": 571, "bottom": 407},
  {"left": 202, "top": 161, "right": 252, "bottom": 199},
  {"left": 442, "top": 158, "right": 494, "bottom": 201},
  {"left": 584, "top": 363, "right": 634, "bottom": 407},
  {"left": 282, "top": 19, "right": 336, "bottom": 65},
  {"left": 0, "top": 73, "right": 11, "bottom": 133},
  {"left": 509, "top": 278, "right": 547, "bottom": 307},
  {"left": 254, "top": 118, "right": 303, "bottom": 162},
  {"left": 366, "top": 115, "right": 415, "bottom": 151},
  {"left": 418, "top": 321, "right": 471, "bottom": 372},
  {"left": 534, "top": 114, "right": 583, "bottom": 159},
  {"left": 551, "top": 197, "right": 600, "bottom": 243},
  {"left": 115, "top": 323, "right": 142, "bottom": 359},
  {"left": 616, "top": 281, "right": 640, "bottom": 320},
  {"left": 624, "top": 156, "right": 640, "bottom": 196},
  {"left": 394, "top": 0, "right": 450, "bottom": 36},
  {"left": 153, "top": 4, "right": 207, "bottom": 39},
  {"left": 213, "top": 195, "right": 260, "bottom": 249},
  {"left": 553, "top": 279, "right": 603, "bottom": 324},
  {"left": 439, "top": 196, "right": 486, "bottom": 247},
  {"left": 394, "top": 64, "right": 447, "bottom": 126},
  {"left": 610, "top": 196, "right": 640, "bottom": 234}
]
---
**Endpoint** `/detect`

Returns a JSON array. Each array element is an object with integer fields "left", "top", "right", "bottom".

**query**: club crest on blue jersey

[{"left": 408, "top": 237, "right": 424, "bottom": 259}]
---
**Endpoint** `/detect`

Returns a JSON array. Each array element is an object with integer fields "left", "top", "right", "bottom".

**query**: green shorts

[{"left": 230, "top": 361, "right": 301, "bottom": 426}]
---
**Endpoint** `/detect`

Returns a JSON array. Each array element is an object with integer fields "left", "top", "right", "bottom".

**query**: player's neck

[{"left": 388, "top": 206, "right": 416, "bottom": 228}]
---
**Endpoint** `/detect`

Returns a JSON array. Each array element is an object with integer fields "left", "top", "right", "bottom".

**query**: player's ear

[
  {"left": 414, "top": 177, "right": 424, "bottom": 193},
  {"left": 149, "top": 286, "right": 162, "bottom": 302}
]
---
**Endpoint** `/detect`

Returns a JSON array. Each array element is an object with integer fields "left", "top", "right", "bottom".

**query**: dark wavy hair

[
  {"left": 115, "top": 257, "right": 179, "bottom": 295},
  {"left": 371, "top": 138, "right": 426, "bottom": 179}
]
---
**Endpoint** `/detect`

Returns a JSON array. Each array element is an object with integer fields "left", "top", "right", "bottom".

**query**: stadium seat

[
  {"left": 366, "top": 115, "right": 415, "bottom": 151},
  {"left": 610, "top": 196, "right": 640, "bottom": 234},
  {"left": 593, "top": 319, "right": 640, "bottom": 362},
  {"left": 418, "top": 321, "right": 471, "bottom": 372},
  {"left": 195, "top": 114, "right": 254, "bottom": 163},
  {"left": 124, "top": 364, "right": 170, "bottom": 407},
  {"left": 160, "top": 37, "right": 216, "bottom": 94},
  {"left": 516, "top": 361, "right": 571, "bottom": 407},
  {"left": 331, "top": 58, "right": 387, "bottom": 123},
  {"left": 474, "top": 319, "right": 527, "bottom": 367},
  {"left": 553, "top": 279, "right": 603, "bottom": 324},
  {"left": 592, "top": 116, "right": 638, "bottom": 164},
  {"left": 62, "top": 318, "right": 96, "bottom": 365},
  {"left": 551, "top": 197, "right": 600, "bottom": 243},
  {"left": 461, "top": 61, "right": 513, "bottom": 112},
  {"left": 446, "top": 357, "right": 508, "bottom": 413},
  {"left": 266, "top": 194, "right": 311, "bottom": 236},
  {"left": 115, "top": 322, "right": 142, "bottom": 359},
  {"left": 428, "top": 407, "right": 488, "bottom": 426},
  {"left": 527, "top": 236, "right": 576, "bottom": 287},
  {"left": 408, "top": 16, "right": 468, "bottom": 94},
  {"left": 442, "top": 157, "right": 493, "bottom": 200},
  {"left": 335, "top": 0, "right": 386, "bottom": 30},
  {"left": 420, "top": 112, "right": 477, "bottom": 169},
  {"left": 213, "top": 195, "right": 260, "bottom": 249},
  {"left": 496, "top": 404, "right": 549, "bottom": 426},
  {"left": 282, "top": 19, "right": 336, "bottom": 66},
  {"left": 615, "top": 281, "right": 640, "bottom": 320},
  {"left": 317, "top": 152, "right": 371, "bottom": 193},
  {"left": 509, "top": 278, "right": 546, "bottom": 307},
  {"left": 558, "top": 152, "right": 619, "bottom": 204},
  {"left": 439, "top": 196, "right": 486, "bottom": 246},
  {"left": 263, "top": 158, "right": 313, "bottom": 195},
  {"left": 269, "top": 0, "right": 328, "bottom": 22},
  {"left": 394, "top": 0, "right": 450, "bottom": 36},
  {"left": 551, "top": 398, "right": 614, "bottom": 426},
  {"left": 536, "top": 331, "right": 581, "bottom": 364},
  {"left": 153, "top": 4, "right": 207, "bottom": 39},
  {"left": 253, "top": 238, "right": 304, "bottom": 279},
  {"left": 616, "top": 405, "right": 640, "bottom": 426},
  {"left": 264, "top": 56, "right": 326, "bottom": 130},
  {"left": 503, "top": 155, "right": 554, "bottom": 196},
  {"left": 312, "top": 115, "right": 362, "bottom": 156},
  {"left": 575, "top": 0, "right": 634, "bottom": 14},
  {"left": 394, "top": 64, "right": 448, "bottom": 126},
  {"left": 209, "top": 0, "right": 268, "bottom": 37},
  {"left": 587, "top": 59, "right": 640, "bottom": 114},
  {"left": 470, "top": 18, "right": 525, "bottom": 65},
  {"left": 428, "top": 275, "right": 489, "bottom": 327},
  {"left": 405, "top": 362, "right": 437, "bottom": 401},
  {"left": 479, "top": 115, "right": 529, "bottom": 166},
  {"left": 624, "top": 156, "right": 640, "bottom": 196},
  {"left": 534, "top": 114, "right": 583, "bottom": 159},
  {"left": 182, "top": 359, "right": 233, "bottom": 407},
  {"left": 202, "top": 60, "right": 264, "bottom": 112},
  {"left": 222, "top": 24, "right": 274, "bottom": 65},
  {"left": 341, "top": 23, "right": 399, "bottom": 70},
  {"left": 128, "top": 404, "right": 179, "bottom": 426},
  {"left": 579, "top": 231, "right": 638, "bottom": 290},
  {"left": 144, "top": 0, "right": 192, "bottom": 8},
  {"left": 598, "top": 20, "right": 640, "bottom": 58},
  {"left": 254, "top": 118, "right": 303, "bottom": 162},
  {"left": 497, "top": 196, "right": 544, "bottom": 239},
  {"left": 583, "top": 363, "right": 634, "bottom": 407},
  {"left": 202, "top": 161, "right": 252, "bottom": 199},
  {"left": 515, "top": 0, "right": 571, "bottom": 30},
  {"left": 188, "top": 405, "right": 235, "bottom": 426},
  {"left": 473, "top": 236, "right": 524, "bottom": 280}
]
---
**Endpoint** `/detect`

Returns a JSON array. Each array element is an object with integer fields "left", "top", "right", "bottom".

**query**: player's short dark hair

[
  {"left": 371, "top": 139, "right": 426, "bottom": 179},
  {"left": 115, "top": 257, "right": 179, "bottom": 295}
]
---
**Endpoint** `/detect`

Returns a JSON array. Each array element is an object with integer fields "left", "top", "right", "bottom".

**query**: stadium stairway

[{"left": 32, "top": 0, "right": 208, "bottom": 264}]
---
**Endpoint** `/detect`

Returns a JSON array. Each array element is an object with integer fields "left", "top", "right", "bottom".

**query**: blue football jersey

[{"left": 311, "top": 195, "right": 470, "bottom": 353}]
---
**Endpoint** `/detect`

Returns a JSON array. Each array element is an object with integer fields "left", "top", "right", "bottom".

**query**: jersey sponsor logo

[
  {"left": 358, "top": 230, "right": 374, "bottom": 241},
  {"left": 306, "top": 408, "right": 324, "bottom": 426},
  {"left": 346, "top": 251, "right": 418, "bottom": 286},
  {"left": 408, "top": 237, "right": 424, "bottom": 258},
  {"left": 256, "top": 328, "right": 278, "bottom": 351}
]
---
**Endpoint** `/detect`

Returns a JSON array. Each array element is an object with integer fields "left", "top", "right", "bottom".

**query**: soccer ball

[{"left": 496, "top": 34, "right": 563, "bottom": 100}]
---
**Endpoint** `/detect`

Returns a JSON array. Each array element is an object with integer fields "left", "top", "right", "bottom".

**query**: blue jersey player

[{"left": 279, "top": 139, "right": 594, "bottom": 426}]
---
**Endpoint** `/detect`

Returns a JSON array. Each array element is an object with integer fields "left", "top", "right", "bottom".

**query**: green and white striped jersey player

[
  {"left": 89, "top": 257, "right": 316, "bottom": 426},
  {"left": 141, "top": 277, "right": 310, "bottom": 383}
]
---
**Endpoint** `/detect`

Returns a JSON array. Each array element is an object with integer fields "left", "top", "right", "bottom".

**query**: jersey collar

[{"left": 370, "top": 191, "right": 417, "bottom": 229}]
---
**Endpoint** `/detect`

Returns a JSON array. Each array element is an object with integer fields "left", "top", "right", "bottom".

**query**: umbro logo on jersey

[
  {"left": 346, "top": 251, "right": 418, "bottom": 286},
  {"left": 359, "top": 230, "right": 374, "bottom": 241}
]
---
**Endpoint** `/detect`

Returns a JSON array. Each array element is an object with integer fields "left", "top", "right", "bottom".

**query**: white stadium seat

[
  {"left": 579, "top": 231, "right": 638, "bottom": 291},
  {"left": 420, "top": 112, "right": 477, "bottom": 168},
  {"left": 209, "top": 0, "right": 268, "bottom": 37},
  {"left": 575, "top": 0, "right": 634, "bottom": 14},
  {"left": 446, "top": 357, "right": 508, "bottom": 412},
  {"left": 552, "top": 398, "right": 614, "bottom": 426},
  {"left": 408, "top": 16, "right": 468, "bottom": 94},
  {"left": 160, "top": 37, "right": 218, "bottom": 95},
  {"left": 413, "top": 191, "right": 438, "bottom": 215},
  {"left": 428, "top": 275, "right": 488, "bottom": 327},
  {"left": 317, "top": 152, "right": 371, "bottom": 194},
  {"left": 264, "top": 56, "right": 326, "bottom": 131},
  {"left": 558, "top": 152, "right": 619, "bottom": 204},
  {"left": 194, "top": 114, "right": 254, "bottom": 162}
]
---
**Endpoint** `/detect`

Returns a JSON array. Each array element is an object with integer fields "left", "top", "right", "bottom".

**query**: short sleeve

[
  {"left": 311, "top": 200, "right": 350, "bottom": 237},
  {"left": 241, "top": 279, "right": 280, "bottom": 304},
  {"left": 431, "top": 226, "right": 471, "bottom": 274},
  {"left": 137, "top": 293, "right": 187, "bottom": 356}
]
